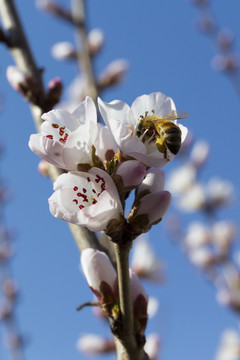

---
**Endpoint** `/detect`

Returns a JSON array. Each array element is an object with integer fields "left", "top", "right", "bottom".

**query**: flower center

[
  {"left": 46, "top": 123, "right": 70, "bottom": 144},
  {"left": 71, "top": 174, "right": 106, "bottom": 210},
  {"left": 136, "top": 110, "right": 158, "bottom": 145}
]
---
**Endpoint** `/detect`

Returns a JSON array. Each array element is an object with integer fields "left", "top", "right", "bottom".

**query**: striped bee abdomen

[{"left": 158, "top": 121, "right": 182, "bottom": 155}]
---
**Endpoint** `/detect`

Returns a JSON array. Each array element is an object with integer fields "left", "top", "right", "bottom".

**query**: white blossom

[
  {"left": 167, "top": 164, "right": 197, "bottom": 194},
  {"left": 131, "top": 236, "right": 164, "bottom": 282},
  {"left": 48, "top": 168, "right": 123, "bottom": 231},
  {"left": 189, "top": 140, "right": 210, "bottom": 168},
  {"left": 177, "top": 183, "right": 205, "bottom": 212},
  {"left": 29, "top": 97, "right": 113, "bottom": 170},
  {"left": 98, "top": 92, "right": 188, "bottom": 167}
]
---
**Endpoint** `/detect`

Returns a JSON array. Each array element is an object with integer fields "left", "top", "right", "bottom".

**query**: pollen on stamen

[
  {"left": 87, "top": 177, "right": 91, "bottom": 182},
  {"left": 79, "top": 205, "right": 84, "bottom": 209},
  {"left": 73, "top": 199, "right": 78, "bottom": 204},
  {"left": 82, "top": 188, "right": 87, "bottom": 193},
  {"left": 51, "top": 123, "right": 59, "bottom": 128},
  {"left": 46, "top": 135, "right": 53, "bottom": 139},
  {"left": 73, "top": 186, "right": 78, "bottom": 191}
]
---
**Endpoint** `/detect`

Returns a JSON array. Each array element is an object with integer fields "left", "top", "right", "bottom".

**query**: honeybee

[{"left": 136, "top": 110, "right": 189, "bottom": 160}]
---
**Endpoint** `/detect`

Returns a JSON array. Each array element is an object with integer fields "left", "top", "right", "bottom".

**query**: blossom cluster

[
  {"left": 29, "top": 92, "right": 188, "bottom": 235},
  {"left": 166, "top": 135, "right": 239, "bottom": 317},
  {"left": 78, "top": 243, "right": 162, "bottom": 358}
]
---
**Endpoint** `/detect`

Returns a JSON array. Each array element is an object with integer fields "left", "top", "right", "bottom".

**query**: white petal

[
  {"left": 136, "top": 168, "right": 165, "bottom": 196},
  {"left": 61, "top": 124, "right": 95, "bottom": 169},
  {"left": 78, "top": 190, "right": 122, "bottom": 232},
  {"left": 131, "top": 92, "right": 176, "bottom": 120},
  {"left": 178, "top": 123, "right": 188, "bottom": 144},
  {"left": 94, "top": 124, "right": 117, "bottom": 162},
  {"left": 41, "top": 109, "right": 79, "bottom": 132},
  {"left": 98, "top": 97, "right": 131, "bottom": 127},
  {"left": 29, "top": 134, "right": 65, "bottom": 168},
  {"left": 72, "top": 96, "right": 97, "bottom": 126}
]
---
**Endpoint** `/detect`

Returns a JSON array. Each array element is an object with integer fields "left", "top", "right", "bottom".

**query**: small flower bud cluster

[
  {"left": 216, "top": 258, "right": 240, "bottom": 313},
  {"left": 79, "top": 249, "right": 148, "bottom": 352},
  {"left": 6, "top": 65, "right": 63, "bottom": 110},
  {"left": 167, "top": 135, "right": 239, "bottom": 321},
  {"left": 79, "top": 235, "right": 164, "bottom": 357},
  {"left": 190, "top": 0, "right": 240, "bottom": 81},
  {"left": 167, "top": 139, "right": 234, "bottom": 214},
  {"left": 184, "top": 221, "right": 236, "bottom": 269}
]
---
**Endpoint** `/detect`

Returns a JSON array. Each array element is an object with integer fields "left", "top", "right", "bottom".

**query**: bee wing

[{"left": 158, "top": 110, "right": 190, "bottom": 120}]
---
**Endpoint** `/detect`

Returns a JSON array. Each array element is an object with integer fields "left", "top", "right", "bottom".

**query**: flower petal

[
  {"left": 98, "top": 97, "right": 131, "bottom": 127},
  {"left": 72, "top": 96, "right": 97, "bottom": 126},
  {"left": 131, "top": 92, "right": 176, "bottom": 121}
]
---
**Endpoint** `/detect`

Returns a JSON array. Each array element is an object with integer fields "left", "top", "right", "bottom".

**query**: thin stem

[
  {"left": 114, "top": 242, "right": 134, "bottom": 337},
  {"left": 71, "top": 0, "right": 98, "bottom": 103},
  {"left": 114, "top": 242, "right": 149, "bottom": 360}
]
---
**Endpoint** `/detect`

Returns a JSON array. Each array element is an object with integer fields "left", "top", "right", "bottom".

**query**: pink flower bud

[
  {"left": 132, "top": 236, "right": 164, "bottom": 282},
  {"left": 98, "top": 59, "right": 129, "bottom": 88},
  {"left": 211, "top": 54, "right": 239, "bottom": 72},
  {"left": 0, "top": 301, "right": 12, "bottom": 321},
  {"left": 4, "top": 334, "right": 23, "bottom": 350},
  {"left": 130, "top": 190, "right": 171, "bottom": 230},
  {"left": 135, "top": 168, "right": 165, "bottom": 199},
  {"left": 115, "top": 160, "right": 146, "bottom": 189},
  {"left": 51, "top": 42, "right": 76, "bottom": 61},
  {"left": 130, "top": 269, "right": 148, "bottom": 335},
  {"left": 6, "top": 66, "right": 33, "bottom": 96},
  {"left": 2, "top": 279, "right": 18, "bottom": 300},
  {"left": 87, "top": 28, "right": 104, "bottom": 55},
  {"left": 144, "top": 333, "right": 161, "bottom": 360},
  {"left": 81, "top": 249, "right": 117, "bottom": 293},
  {"left": 81, "top": 249, "right": 118, "bottom": 317},
  {"left": 129, "top": 269, "right": 147, "bottom": 303},
  {"left": 46, "top": 77, "right": 63, "bottom": 108},
  {"left": 76, "top": 334, "right": 115, "bottom": 355},
  {"left": 38, "top": 160, "right": 50, "bottom": 177},
  {"left": 0, "top": 241, "right": 13, "bottom": 262},
  {"left": 217, "top": 29, "right": 234, "bottom": 51}
]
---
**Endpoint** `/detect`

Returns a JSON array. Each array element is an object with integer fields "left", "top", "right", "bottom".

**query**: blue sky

[{"left": 1, "top": 0, "right": 240, "bottom": 359}]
